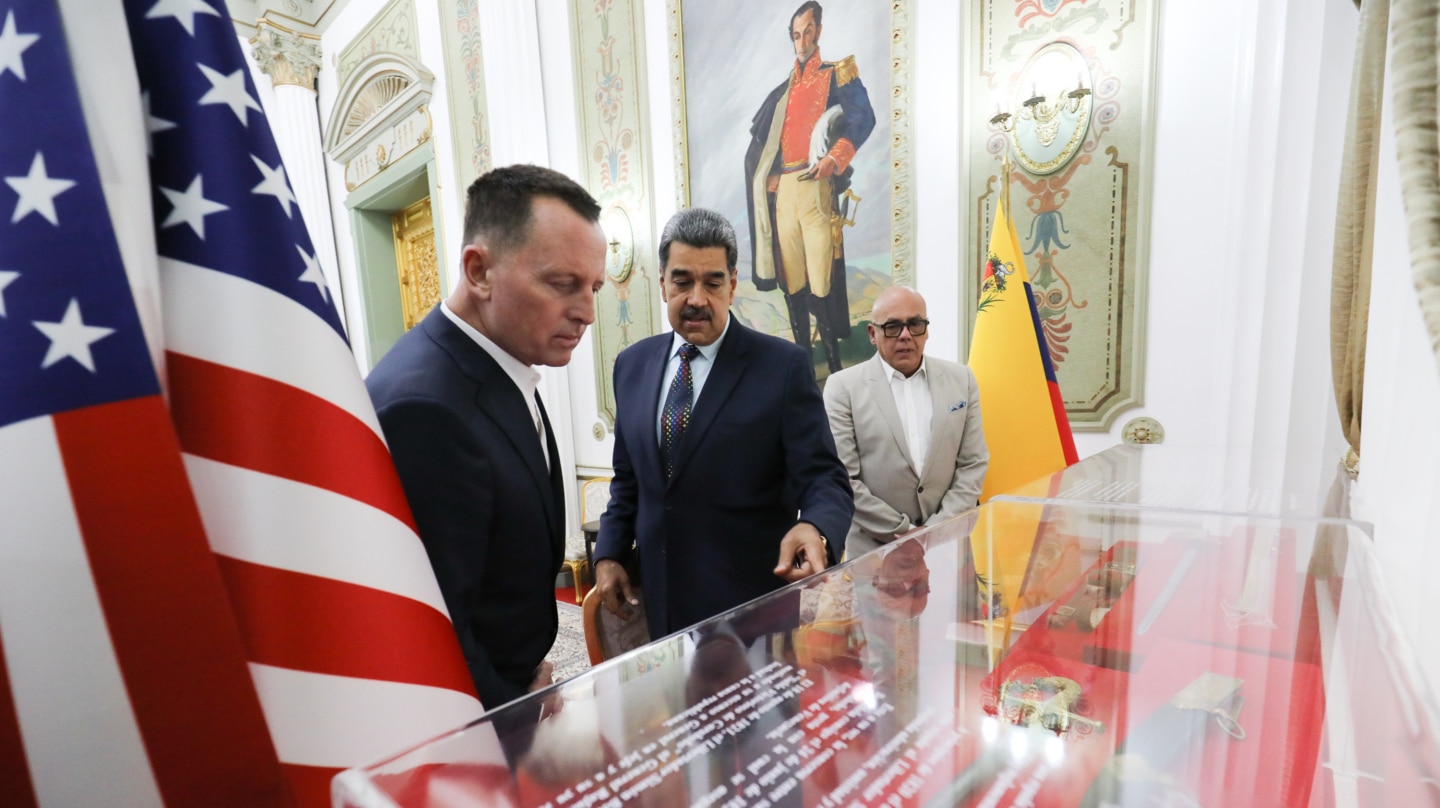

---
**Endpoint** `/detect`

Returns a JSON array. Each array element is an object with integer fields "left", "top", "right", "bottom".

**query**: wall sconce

[
  {"left": 990, "top": 41, "right": 1094, "bottom": 177},
  {"left": 991, "top": 82, "right": 1090, "bottom": 130},
  {"left": 599, "top": 204, "right": 635, "bottom": 284}
]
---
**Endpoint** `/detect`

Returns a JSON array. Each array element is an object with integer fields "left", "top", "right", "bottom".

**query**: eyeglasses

[{"left": 876, "top": 318, "right": 930, "bottom": 338}]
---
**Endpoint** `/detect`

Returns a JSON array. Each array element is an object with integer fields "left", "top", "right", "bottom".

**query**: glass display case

[
  {"left": 994, "top": 443, "right": 1340, "bottom": 518},
  {"left": 333, "top": 497, "right": 1439, "bottom": 806}
]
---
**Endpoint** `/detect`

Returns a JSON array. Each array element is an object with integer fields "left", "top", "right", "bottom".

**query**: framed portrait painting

[{"left": 669, "top": 0, "right": 913, "bottom": 379}]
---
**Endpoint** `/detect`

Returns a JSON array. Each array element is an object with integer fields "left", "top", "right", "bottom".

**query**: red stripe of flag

[
  {"left": 166, "top": 353, "right": 416, "bottom": 530},
  {"left": 1025, "top": 280, "right": 1079, "bottom": 465},
  {"left": 284, "top": 763, "right": 343, "bottom": 808},
  {"left": 0, "top": 623, "right": 39, "bottom": 808},
  {"left": 55, "top": 398, "right": 289, "bottom": 807},
  {"left": 1048, "top": 380, "right": 1079, "bottom": 465},
  {"left": 216, "top": 557, "right": 475, "bottom": 695}
]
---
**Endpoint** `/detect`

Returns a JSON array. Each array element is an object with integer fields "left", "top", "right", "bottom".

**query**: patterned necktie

[{"left": 660, "top": 343, "right": 700, "bottom": 479}]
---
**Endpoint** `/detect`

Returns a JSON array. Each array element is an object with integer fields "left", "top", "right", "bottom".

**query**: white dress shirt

[
  {"left": 441, "top": 302, "right": 548, "bottom": 468},
  {"left": 879, "top": 355, "right": 932, "bottom": 475},
  {"left": 656, "top": 316, "right": 730, "bottom": 444}
]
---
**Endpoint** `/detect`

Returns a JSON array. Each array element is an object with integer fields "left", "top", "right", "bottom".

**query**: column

[{"left": 250, "top": 22, "right": 346, "bottom": 325}]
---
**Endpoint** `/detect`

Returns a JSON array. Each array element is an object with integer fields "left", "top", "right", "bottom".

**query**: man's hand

[
  {"left": 774, "top": 522, "right": 830, "bottom": 583},
  {"left": 595, "top": 558, "right": 640, "bottom": 619},
  {"left": 891, "top": 518, "right": 919, "bottom": 543},
  {"left": 807, "top": 154, "right": 839, "bottom": 180},
  {"left": 529, "top": 661, "right": 564, "bottom": 719},
  {"left": 767, "top": 173, "right": 781, "bottom": 194},
  {"left": 528, "top": 660, "right": 554, "bottom": 693},
  {"left": 894, "top": 521, "right": 922, "bottom": 542}
]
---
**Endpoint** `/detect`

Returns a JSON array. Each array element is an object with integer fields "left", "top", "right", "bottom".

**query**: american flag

[{"left": 1, "top": 0, "right": 482, "bottom": 804}]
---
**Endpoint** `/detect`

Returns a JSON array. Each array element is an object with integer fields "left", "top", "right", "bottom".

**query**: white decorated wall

[
  {"left": 294, "top": 0, "right": 1440, "bottom": 692},
  {"left": 581, "top": 0, "right": 1353, "bottom": 498}
]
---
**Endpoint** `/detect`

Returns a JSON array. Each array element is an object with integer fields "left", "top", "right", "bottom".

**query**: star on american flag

[{"left": 1, "top": 3, "right": 477, "bottom": 804}]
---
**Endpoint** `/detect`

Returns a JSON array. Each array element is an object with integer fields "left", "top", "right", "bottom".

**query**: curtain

[
  {"left": 1390, "top": 0, "right": 1440, "bottom": 380},
  {"left": 1331, "top": 0, "right": 1390, "bottom": 464}
]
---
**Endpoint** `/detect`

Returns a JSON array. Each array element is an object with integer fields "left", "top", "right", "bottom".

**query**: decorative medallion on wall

[
  {"left": 1121, "top": 416, "right": 1163, "bottom": 444},
  {"left": 570, "top": 0, "right": 660, "bottom": 430},
  {"left": 601, "top": 205, "right": 636, "bottom": 284},
  {"left": 968, "top": 1, "right": 1157, "bottom": 432},
  {"left": 668, "top": 0, "right": 912, "bottom": 379},
  {"left": 438, "top": 0, "right": 493, "bottom": 212}
]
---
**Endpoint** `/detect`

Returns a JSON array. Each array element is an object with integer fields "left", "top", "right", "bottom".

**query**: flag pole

[{"left": 1000, "top": 152, "right": 1012, "bottom": 220}]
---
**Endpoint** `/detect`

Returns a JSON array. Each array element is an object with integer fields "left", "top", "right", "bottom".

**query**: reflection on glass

[{"left": 335, "top": 499, "right": 1440, "bottom": 808}]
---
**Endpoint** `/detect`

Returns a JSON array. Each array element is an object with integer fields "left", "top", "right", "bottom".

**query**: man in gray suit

[{"left": 824, "top": 286, "right": 988, "bottom": 559}]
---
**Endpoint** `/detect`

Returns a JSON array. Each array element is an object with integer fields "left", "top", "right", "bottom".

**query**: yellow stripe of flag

[{"left": 969, "top": 199, "right": 1070, "bottom": 502}]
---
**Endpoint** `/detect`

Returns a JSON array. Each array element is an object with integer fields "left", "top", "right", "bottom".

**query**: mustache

[{"left": 680, "top": 306, "right": 712, "bottom": 321}]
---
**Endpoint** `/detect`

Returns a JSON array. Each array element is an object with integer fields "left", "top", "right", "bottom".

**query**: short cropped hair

[
  {"left": 658, "top": 208, "right": 738, "bottom": 273},
  {"left": 791, "top": 1, "right": 823, "bottom": 30},
  {"left": 461, "top": 164, "right": 601, "bottom": 256}
]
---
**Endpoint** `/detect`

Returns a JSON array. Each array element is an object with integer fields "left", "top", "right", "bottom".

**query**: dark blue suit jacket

[
  {"left": 366, "top": 306, "right": 563, "bottom": 709},
  {"left": 595, "top": 319, "right": 853, "bottom": 638}
]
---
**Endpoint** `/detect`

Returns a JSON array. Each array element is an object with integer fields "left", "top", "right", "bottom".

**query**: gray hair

[{"left": 658, "top": 208, "right": 738, "bottom": 273}]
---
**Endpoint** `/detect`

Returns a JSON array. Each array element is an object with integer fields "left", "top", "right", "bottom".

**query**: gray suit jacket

[{"left": 824, "top": 353, "right": 988, "bottom": 558}]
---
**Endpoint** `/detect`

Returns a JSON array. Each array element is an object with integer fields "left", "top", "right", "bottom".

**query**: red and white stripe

[
  {"left": 52, "top": 4, "right": 480, "bottom": 798},
  {"left": 0, "top": 402, "right": 289, "bottom": 806},
  {"left": 161, "top": 259, "right": 483, "bottom": 804},
  {"left": 0, "top": 5, "right": 286, "bottom": 802}
]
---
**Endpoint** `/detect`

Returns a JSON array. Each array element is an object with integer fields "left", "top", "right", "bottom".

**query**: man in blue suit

[
  {"left": 367, "top": 165, "right": 606, "bottom": 709},
  {"left": 593, "top": 208, "right": 854, "bottom": 638}
]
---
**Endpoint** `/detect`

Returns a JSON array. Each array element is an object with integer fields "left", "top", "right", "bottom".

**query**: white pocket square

[{"left": 949, "top": 401, "right": 966, "bottom": 412}]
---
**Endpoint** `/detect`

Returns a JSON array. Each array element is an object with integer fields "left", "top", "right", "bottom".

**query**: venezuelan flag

[{"left": 969, "top": 198, "right": 1079, "bottom": 503}]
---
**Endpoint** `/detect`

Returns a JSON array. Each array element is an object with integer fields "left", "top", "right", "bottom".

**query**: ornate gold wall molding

[
  {"left": 888, "top": 0, "right": 914, "bottom": 286},
  {"left": 392, "top": 197, "right": 440, "bottom": 331}
]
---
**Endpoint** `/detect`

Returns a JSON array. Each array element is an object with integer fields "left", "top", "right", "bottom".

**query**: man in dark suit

[
  {"left": 593, "top": 208, "right": 854, "bottom": 638},
  {"left": 366, "top": 165, "right": 606, "bottom": 709}
]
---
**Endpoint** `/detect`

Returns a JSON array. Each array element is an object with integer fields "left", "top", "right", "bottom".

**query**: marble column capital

[{"left": 250, "top": 22, "right": 322, "bottom": 91}]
